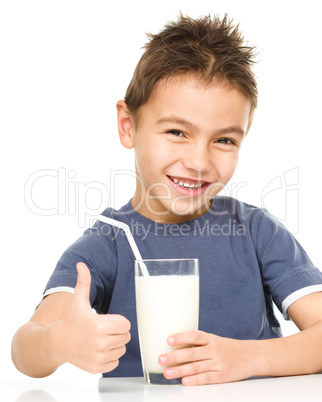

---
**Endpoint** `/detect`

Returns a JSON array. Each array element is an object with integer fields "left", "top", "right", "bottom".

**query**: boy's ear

[{"left": 116, "top": 100, "right": 135, "bottom": 149}]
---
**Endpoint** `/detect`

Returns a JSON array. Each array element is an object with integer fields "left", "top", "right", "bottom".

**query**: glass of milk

[{"left": 134, "top": 258, "right": 199, "bottom": 385}]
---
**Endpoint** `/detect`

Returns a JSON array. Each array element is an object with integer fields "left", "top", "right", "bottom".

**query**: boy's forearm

[
  {"left": 11, "top": 321, "right": 61, "bottom": 378},
  {"left": 250, "top": 321, "right": 322, "bottom": 377}
]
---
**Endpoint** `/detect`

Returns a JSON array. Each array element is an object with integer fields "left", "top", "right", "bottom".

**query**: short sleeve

[
  {"left": 254, "top": 210, "right": 322, "bottom": 318},
  {"left": 43, "top": 223, "right": 118, "bottom": 313}
]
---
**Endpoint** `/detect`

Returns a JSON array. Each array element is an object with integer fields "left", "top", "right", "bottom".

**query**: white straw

[{"left": 92, "top": 215, "right": 149, "bottom": 277}]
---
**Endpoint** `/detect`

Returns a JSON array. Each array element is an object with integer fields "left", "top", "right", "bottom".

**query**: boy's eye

[
  {"left": 168, "top": 129, "right": 185, "bottom": 137},
  {"left": 216, "top": 138, "right": 236, "bottom": 145}
]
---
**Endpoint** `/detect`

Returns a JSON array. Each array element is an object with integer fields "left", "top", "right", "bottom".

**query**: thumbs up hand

[{"left": 48, "top": 262, "right": 131, "bottom": 374}]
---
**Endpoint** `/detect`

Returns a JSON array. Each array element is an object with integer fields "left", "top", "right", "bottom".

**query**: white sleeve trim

[
  {"left": 37, "top": 286, "right": 75, "bottom": 308},
  {"left": 43, "top": 286, "right": 75, "bottom": 298},
  {"left": 281, "top": 285, "right": 322, "bottom": 319}
]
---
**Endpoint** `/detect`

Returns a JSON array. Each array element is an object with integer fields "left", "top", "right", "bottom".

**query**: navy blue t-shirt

[{"left": 43, "top": 196, "right": 322, "bottom": 377}]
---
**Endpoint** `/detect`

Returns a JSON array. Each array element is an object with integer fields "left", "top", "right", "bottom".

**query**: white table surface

[{"left": 1, "top": 375, "right": 322, "bottom": 402}]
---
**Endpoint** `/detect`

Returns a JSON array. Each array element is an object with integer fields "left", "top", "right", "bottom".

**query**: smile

[{"left": 168, "top": 176, "right": 208, "bottom": 190}]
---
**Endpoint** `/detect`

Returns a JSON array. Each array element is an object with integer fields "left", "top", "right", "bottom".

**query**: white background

[{"left": 1, "top": 0, "right": 321, "bottom": 381}]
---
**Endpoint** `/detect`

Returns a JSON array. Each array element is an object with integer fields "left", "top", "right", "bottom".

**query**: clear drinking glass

[{"left": 134, "top": 258, "right": 199, "bottom": 385}]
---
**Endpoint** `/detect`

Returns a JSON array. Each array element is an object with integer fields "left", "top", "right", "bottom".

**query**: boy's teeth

[{"left": 171, "top": 177, "right": 203, "bottom": 189}]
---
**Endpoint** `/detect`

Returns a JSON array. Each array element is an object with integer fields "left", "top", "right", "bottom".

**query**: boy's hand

[
  {"left": 46, "top": 262, "right": 131, "bottom": 374},
  {"left": 158, "top": 331, "right": 257, "bottom": 385}
]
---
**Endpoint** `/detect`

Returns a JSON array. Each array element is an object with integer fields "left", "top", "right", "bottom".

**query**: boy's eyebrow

[
  {"left": 156, "top": 116, "right": 196, "bottom": 130},
  {"left": 216, "top": 126, "right": 245, "bottom": 136},
  {"left": 156, "top": 116, "right": 245, "bottom": 136}
]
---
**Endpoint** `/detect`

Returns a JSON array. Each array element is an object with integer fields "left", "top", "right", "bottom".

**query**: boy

[{"left": 12, "top": 14, "right": 322, "bottom": 386}]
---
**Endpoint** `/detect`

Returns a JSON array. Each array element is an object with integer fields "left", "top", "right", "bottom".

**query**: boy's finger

[
  {"left": 163, "top": 359, "right": 213, "bottom": 382},
  {"left": 160, "top": 343, "right": 209, "bottom": 368},
  {"left": 167, "top": 330, "right": 209, "bottom": 346},
  {"left": 99, "top": 314, "right": 132, "bottom": 334},
  {"left": 74, "top": 262, "right": 92, "bottom": 306}
]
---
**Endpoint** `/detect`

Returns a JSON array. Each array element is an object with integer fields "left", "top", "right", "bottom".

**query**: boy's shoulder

[
  {"left": 211, "top": 195, "right": 266, "bottom": 218},
  {"left": 98, "top": 200, "right": 133, "bottom": 221},
  {"left": 216, "top": 196, "right": 295, "bottom": 243},
  {"left": 211, "top": 195, "right": 284, "bottom": 234}
]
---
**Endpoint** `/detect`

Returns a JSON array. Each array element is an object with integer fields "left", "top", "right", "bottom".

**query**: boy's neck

[{"left": 130, "top": 193, "right": 213, "bottom": 224}]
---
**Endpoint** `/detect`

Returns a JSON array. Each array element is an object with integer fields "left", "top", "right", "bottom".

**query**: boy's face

[{"left": 118, "top": 75, "right": 251, "bottom": 223}]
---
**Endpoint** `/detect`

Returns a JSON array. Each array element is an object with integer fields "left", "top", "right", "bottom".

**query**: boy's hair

[{"left": 125, "top": 13, "right": 258, "bottom": 132}]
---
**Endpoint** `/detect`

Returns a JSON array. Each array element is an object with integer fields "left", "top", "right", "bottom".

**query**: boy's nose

[{"left": 182, "top": 143, "right": 213, "bottom": 173}]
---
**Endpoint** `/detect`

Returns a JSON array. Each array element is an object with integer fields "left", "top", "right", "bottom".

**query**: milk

[{"left": 135, "top": 275, "right": 199, "bottom": 373}]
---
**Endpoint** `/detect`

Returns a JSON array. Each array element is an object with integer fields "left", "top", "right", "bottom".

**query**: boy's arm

[
  {"left": 11, "top": 263, "right": 131, "bottom": 378},
  {"left": 158, "top": 292, "right": 322, "bottom": 385}
]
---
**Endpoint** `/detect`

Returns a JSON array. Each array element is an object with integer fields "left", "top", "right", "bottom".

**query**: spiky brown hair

[{"left": 125, "top": 13, "right": 258, "bottom": 131}]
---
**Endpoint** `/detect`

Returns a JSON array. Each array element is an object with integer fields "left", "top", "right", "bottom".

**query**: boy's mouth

[{"left": 167, "top": 175, "right": 208, "bottom": 190}]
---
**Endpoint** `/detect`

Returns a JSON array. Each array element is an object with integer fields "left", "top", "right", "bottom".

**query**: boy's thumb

[{"left": 74, "top": 262, "right": 92, "bottom": 305}]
